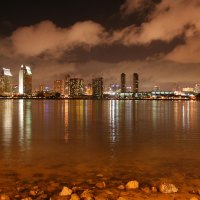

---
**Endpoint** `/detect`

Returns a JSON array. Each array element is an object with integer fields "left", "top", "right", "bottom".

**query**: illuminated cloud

[
  {"left": 166, "top": 35, "right": 200, "bottom": 63},
  {"left": 120, "top": 0, "right": 146, "bottom": 15},
  {"left": 116, "top": 0, "right": 200, "bottom": 43},
  {"left": 11, "top": 20, "right": 106, "bottom": 56},
  {"left": 0, "top": 0, "right": 200, "bottom": 89}
]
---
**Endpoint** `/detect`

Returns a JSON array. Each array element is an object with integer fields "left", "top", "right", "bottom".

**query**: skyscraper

[
  {"left": 69, "top": 78, "right": 84, "bottom": 98},
  {"left": 121, "top": 73, "right": 126, "bottom": 93},
  {"left": 64, "top": 74, "right": 70, "bottom": 97},
  {"left": 19, "top": 65, "right": 32, "bottom": 95},
  {"left": 0, "top": 68, "right": 12, "bottom": 96},
  {"left": 133, "top": 73, "right": 139, "bottom": 93},
  {"left": 92, "top": 77, "right": 103, "bottom": 99},
  {"left": 54, "top": 80, "right": 65, "bottom": 95}
]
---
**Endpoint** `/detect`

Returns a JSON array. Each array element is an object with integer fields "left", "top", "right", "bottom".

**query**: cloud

[
  {"left": 11, "top": 20, "right": 106, "bottom": 57},
  {"left": 120, "top": 0, "right": 146, "bottom": 15},
  {"left": 116, "top": 0, "right": 200, "bottom": 43},
  {"left": 115, "top": 0, "right": 200, "bottom": 63},
  {"left": 166, "top": 34, "right": 200, "bottom": 63}
]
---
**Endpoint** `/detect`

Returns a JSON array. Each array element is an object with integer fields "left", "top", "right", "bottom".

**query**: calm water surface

[{"left": 0, "top": 99, "right": 200, "bottom": 184}]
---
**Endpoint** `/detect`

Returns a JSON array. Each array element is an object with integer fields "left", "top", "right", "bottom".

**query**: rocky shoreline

[{"left": 0, "top": 175, "right": 200, "bottom": 200}]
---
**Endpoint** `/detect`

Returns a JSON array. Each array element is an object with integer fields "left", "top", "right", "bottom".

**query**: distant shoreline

[{"left": 0, "top": 97, "right": 194, "bottom": 100}]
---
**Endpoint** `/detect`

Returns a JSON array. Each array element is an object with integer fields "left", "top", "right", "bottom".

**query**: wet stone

[
  {"left": 141, "top": 186, "right": 151, "bottom": 194},
  {"left": 0, "top": 194, "right": 10, "bottom": 200},
  {"left": 29, "top": 190, "right": 37, "bottom": 196},
  {"left": 96, "top": 174, "right": 103, "bottom": 178},
  {"left": 70, "top": 193, "right": 80, "bottom": 200},
  {"left": 159, "top": 183, "right": 178, "bottom": 194},
  {"left": 80, "top": 189, "right": 94, "bottom": 199},
  {"left": 59, "top": 186, "right": 72, "bottom": 196},
  {"left": 190, "top": 197, "right": 199, "bottom": 200},
  {"left": 151, "top": 186, "right": 158, "bottom": 192},
  {"left": 95, "top": 181, "right": 106, "bottom": 189},
  {"left": 118, "top": 185, "right": 125, "bottom": 190},
  {"left": 125, "top": 180, "right": 139, "bottom": 190}
]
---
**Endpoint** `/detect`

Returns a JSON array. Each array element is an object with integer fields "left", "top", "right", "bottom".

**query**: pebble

[
  {"left": 0, "top": 194, "right": 10, "bottom": 200},
  {"left": 80, "top": 189, "right": 94, "bottom": 199},
  {"left": 159, "top": 183, "right": 178, "bottom": 194},
  {"left": 118, "top": 185, "right": 125, "bottom": 190},
  {"left": 96, "top": 174, "right": 104, "bottom": 178},
  {"left": 29, "top": 190, "right": 37, "bottom": 196},
  {"left": 151, "top": 186, "right": 157, "bottom": 192},
  {"left": 125, "top": 180, "right": 139, "bottom": 190},
  {"left": 59, "top": 186, "right": 72, "bottom": 196},
  {"left": 95, "top": 181, "right": 106, "bottom": 189},
  {"left": 70, "top": 193, "right": 80, "bottom": 200},
  {"left": 190, "top": 197, "right": 199, "bottom": 200},
  {"left": 141, "top": 186, "right": 151, "bottom": 194}
]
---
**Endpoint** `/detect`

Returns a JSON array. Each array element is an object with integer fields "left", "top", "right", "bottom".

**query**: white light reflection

[
  {"left": 109, "top": 100, "right": 119, "bottom": 144},
  {"left": 3, "top": 100, "right": 13, "bottom": 150},
  {"left": 18, "top": 100, "right": 32, "bottom": 151}
]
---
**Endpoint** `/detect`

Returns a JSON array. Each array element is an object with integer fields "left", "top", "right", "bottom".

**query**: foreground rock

[
  {"left": 159, "top": 183, "right": 178, "bottom": 194},
  {"left": 80, "top": 189, "right": 94, "bottom": 199},
  {"left": 0, "top": 194, "right": 10, "bottom": 200},
  {"left": 125, "top": 180, "right": 139, "bottom": 190},
  {"left": 59, "top": 186, "right": 72, "bottom": 196}
]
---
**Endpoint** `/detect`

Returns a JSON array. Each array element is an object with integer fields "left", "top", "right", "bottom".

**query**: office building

[
  {"left": 54, "top": 80, "right": 65, "bottom": 95},
  {"left": 85, "top": 83, "right": 92, "bottom": 95},
  {"left": 121, "top": 73, "right": 126, "bottom": 93},
  {"left": 64, "top": 74, "right": 70, "bottom": 97},
  {"left": 92, "top": 77, "right": 103, "bottom": 98},
  {"left": 0, "top": 68, "right": 13, "bottom": 96},
  {"left": 69, "top": 78, "right": 84, "bottom": 97},
  {"left": 133, "top": 73, "right": 139, "bottom": 93},
  {"left": 19, "top": 65, "right": 32, "bottom": 95}
]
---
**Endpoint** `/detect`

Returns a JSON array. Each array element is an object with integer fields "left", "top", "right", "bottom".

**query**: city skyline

[{"left": 1, "top": 0, "right": 200, "bottom": 90}]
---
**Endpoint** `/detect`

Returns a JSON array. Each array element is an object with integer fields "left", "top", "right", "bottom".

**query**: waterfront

[{"left": 1, "top": 99, "right": 200, "bottom": 199}]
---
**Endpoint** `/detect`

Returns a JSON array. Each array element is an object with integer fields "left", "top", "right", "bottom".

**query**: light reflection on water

[{"left": 0, "top": 100, "right": 200, "bottom": 184}]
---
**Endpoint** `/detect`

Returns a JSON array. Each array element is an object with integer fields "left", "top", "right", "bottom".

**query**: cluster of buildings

[
  {"left": 1, "top": 65, "right": 200, "bottom": 100},
  {"left": 0, "top": 65, "right": 105, "bottom": 98},
  {"left": 0, "top": 65, "right": 32, "bottom": 97},
  {"left": 0, "top": 65, "right": 140, "bottom": 99}
]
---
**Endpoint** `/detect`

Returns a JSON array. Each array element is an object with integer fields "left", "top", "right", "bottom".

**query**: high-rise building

[
  {"left": 133, "top": 73, "right": 139, "bottom": 93},
  {"left": 19, "top": 65, "right": 32, "bottom": 95},
  {"left": 69, "top": 78, "right": 84, "bottom": 97},
  {"left": 64, "top": 74, "right": 70, "bottom": 97},
  {"left": 121, "top": 73, "right": 126, "bottom": 93},
  {"left": 85, "top": 83, "right": 92, "bottom": 95},
  {"left": 92, "top": 77, "right": 103, "bottom": 98},
  {"left": 54, "top": 80, "right": 65, "bottom": 95},
  {"left": 194, "top": 83, "right": 200, "bottom": 93},
  {"left": 0, "top": 68, "right": 13, "bottom": 96}
]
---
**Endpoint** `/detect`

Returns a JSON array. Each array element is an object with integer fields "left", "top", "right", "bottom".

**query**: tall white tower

[{"left": 19, "top": 65, "right": 32, "bottom": 95}]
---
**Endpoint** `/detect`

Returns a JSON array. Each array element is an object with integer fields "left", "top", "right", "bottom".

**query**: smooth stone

[
  {"left": 29, "top": 190, "right": 37, "bottom": 196},
  {"left": 80, "top": 189, "right": 94, "bottom": 199},
  {"left": 125, "top": 180, "right": 139, "bottom": 190},
  {"left": 59, "top": 186, "right": 72, "bottom": 196},
  {"left": 0, "top": 194, "right": 10, "bottom": 200},
  {"left": 159, "top": 183, "right": 178, "bottom": 194},
  {"left": 96, "top": 174, "right": 104, "bottom": 178},
  {"left": 190, "top": 197, "right": 199, "bottom": 200},
  {"left": 95, "top": 181, "right": 106, "bottom": 189},
  {"left": 118, "top": 185, "right": 125, "bottom": 190},
  {"left": 151, "top": 186, "right": 158, "bottom": 192},
  {"left": 141, "top": 186, "right": 151, "bottom": 194},
  {"left": 70, "top": 193, "right": 80, "bottom": 200}
]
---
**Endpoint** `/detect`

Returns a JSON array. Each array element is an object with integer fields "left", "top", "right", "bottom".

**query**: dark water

[{"left": 1, "top": 99, "right": 200, "bottom": 185}]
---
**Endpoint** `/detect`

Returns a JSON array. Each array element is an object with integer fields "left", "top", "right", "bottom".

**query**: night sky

[{"left": 0, "top": 0, "right": 200, "bottom": 90}]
